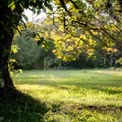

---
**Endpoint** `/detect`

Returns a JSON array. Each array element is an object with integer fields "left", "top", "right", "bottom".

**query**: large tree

[
  {"left": 0, "top": 0, "right": 122, "bottom": 92},
  {"left": 0, "top": 0, "right": 53, "bottom": 91}
]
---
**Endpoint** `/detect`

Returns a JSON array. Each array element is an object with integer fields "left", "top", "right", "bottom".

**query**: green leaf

[
  {"left": 37, "top": 40, "right": 43, "bottom": 45},
  {"left": 8, "top": 2, "right": 16, "bottom": 11},
  {"left": 45, "top": 2, "right": 53, "bottom": 11},
  {"left": 19, "top": 3, "right": 24, "bottom": 9},
  {"left": 22, "top": 14, "right": 28, "bottom": 22},
  {"left": 19, "top": 69, "right": 23, "bottom": 74},
  {"left": 40, "top": 37, "right": 44, "bottom": 41},
  {"left": 37, "top": 9, "right": 41, "bottom": 15},
  {"left": 32, "top": 32, "right": 37, "bottom": 38},
  {"left": 37, "top": 37, "right": 45, "bottom": 46}
]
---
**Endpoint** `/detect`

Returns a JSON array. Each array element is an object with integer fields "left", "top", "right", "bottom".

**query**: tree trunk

[
  {"left": 0, "top": 1, "right": 24, "bottom": 92},
  {"left": 0, "top": 26, "right": 14, "bottom": 87},
  {"left": 0, "top": 31, "right": 15, "bottom": 88},
  {"left": 0, "top": 3, "right": 22, "bottom": 91},
  {"left": 0, "top": 13, "right": 14, "bottom": 90}
]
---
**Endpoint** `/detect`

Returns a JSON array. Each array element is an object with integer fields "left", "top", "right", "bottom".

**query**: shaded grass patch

[{"left": 0, "top": 88, "right": 49, "bottom": 122}]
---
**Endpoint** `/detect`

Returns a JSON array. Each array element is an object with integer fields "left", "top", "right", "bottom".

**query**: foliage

[
  {"left": 12, "top": 34, "right": 41, "bottom": 69},
  {"left": 6, "top": 0, "right": 122, "bottom": 63},
  {"left": 24, "top": 21, "right": 97, "bottom": 69},
  {"left": 36, "top": 16, "right": 122, "bottom": 68},
  {"left": 9, "top": 45, "right": 22, "bottom": 79},
  {"left": 44, "top": 0, "right": 122, "bottom": 66},
  {"left": 12, "top": 28, "right": 63, "bottom": 69}
]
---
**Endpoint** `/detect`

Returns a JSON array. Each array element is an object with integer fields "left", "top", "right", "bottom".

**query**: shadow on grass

[
  {"left": 16, "top": 79, "right": 122, "bottom": 87},
  {"left": 15, "top": 73, "right": 122, "bottom": 88},
  {"left": 91, "top": 87, "right": 122, "bottom": 95},
  {"left": 0, "top": 87, "right": 49, "bottom": 122}
]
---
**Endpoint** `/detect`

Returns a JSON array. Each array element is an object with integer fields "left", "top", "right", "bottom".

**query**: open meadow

[{"left": 1, "top": 69, "right": 122, "bottom": 122}]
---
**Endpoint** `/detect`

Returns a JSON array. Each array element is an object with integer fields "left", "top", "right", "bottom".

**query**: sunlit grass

[
  {"left": 16, "top": 84, "right": 122, "bottom": 107},
  {"left": 12, "top": 69, "right": 122, "bottom": 121}
]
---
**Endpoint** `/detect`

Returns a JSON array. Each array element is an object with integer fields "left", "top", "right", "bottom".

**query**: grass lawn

[{"left": 1, "top": 69, "right": 122, "bottom": 122}]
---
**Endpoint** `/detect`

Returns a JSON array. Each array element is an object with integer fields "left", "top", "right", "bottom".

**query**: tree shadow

[
  {"left": 0, "top": 87, "right": 49, "bottom": 122},
  {"left": 16, "top": 78, "right": 122, "bottom": 88},
  {"left": 91, "top": 87, "right": 122, "bottom": 95}
]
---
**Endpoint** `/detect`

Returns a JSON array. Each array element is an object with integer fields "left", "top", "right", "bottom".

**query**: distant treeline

[{"left": 11, "top": 34, "right": 122, "bottom": 70}]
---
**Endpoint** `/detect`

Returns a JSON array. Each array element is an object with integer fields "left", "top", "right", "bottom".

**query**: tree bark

[
  {"left": 0, "top": 7, "right": 15, "bottom": 89},
  {"left": 0, "top": 2, "right": 23, "bottom": 90},
  {"left": 0, "top": 34, "right": 15, "bottom": 88}
]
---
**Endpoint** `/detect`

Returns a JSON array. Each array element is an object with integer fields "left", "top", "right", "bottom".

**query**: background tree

[{"left": 47, "top": 0, "right": 122, "bottom": 67}]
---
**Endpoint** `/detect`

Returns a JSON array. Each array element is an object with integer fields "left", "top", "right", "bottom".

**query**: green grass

[
  {"left": 1, "top": 69, "right": 122, "bottom": 122},
  {"left": 14, "top": 69, "right": 122, "bottom": 122},
  {"left": 15, "top": 69, "right": 122, "bottom": 105}
]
